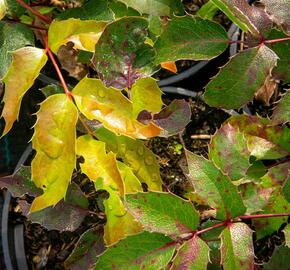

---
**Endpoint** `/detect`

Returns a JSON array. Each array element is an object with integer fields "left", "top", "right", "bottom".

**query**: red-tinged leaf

[
  {"left": 1, "top": 47, "right": 47, "bottom": 136},
  {"left": 95, "top": 232, "right": 177, "bottom": 270},
  {"left": 64, "top": 226, "right": 105, "bottom": 270},
  {"left": 204, "top": 45, "right": 278, "bottom": 109},
  {"left": 263, "top": 245, "right": 290, "bottom": 270},
  {"left": 209, "top": 123, "right": 250, "bottom": 181},
  {"left": 31, "top": 94, "right": 78, "bottom": 212},
  {"left": 153, "top": 99, "right": 191, "bottom": 137},
  {"left": 126, "top": 192, "right": 199, "bottom": 238},
  {"left": 94, "top": 17, "right": 156, "bottom": 89},
  {"left": 154, "top": 16, "right": 228, "bottom": 64},
  {"left": 254, "top": 74, "right": 278, "bottom": 105},
  {"left": 220, "top": 223, "right": 254, "bottom": 270},
  {"left": 95, "top": 127, "right": 163, "bottom": 191},
  {"left": 272, "top": 91, "right": 290, "bottom": 124},
  {"left": 185, "top": 151, "right": 246, "bottom": 220},
  {"left": 72, "top": 77, "right": 161, "bottom": 139},
  {"left": 171, "top": 236, "right": 210, "bottom": 270},
  {"left": 19, "top": 183, "right": 89, "bottom": 231},
  {"left": 76, "top": 135, "right": 142, "bottom": 245},
  {"left": 0, "top": 166, "right": 41, "bottom": 197},
  {"left": 161, "top": 61, "right": 177, "bottom": 73}
]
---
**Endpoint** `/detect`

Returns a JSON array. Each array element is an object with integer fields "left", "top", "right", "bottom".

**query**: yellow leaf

[
  {"left": 31, "top": 94, "right": 78, "bottom": 212},
  {"left": 161, "top": 61, "right": 177, "bottom": 73},
  {"left": 1, "top": 47, "right": 47, "bottom": 136},
  {"left": 48, "top": 18, "right": 107, "bottom": 53},
  {"left": 0, "top": 0, "right": 6, "bottom": 20},
  {"left": 76, "top": 135, "right": 142, "bottom": 245},
  {"left": 72, "top": 77, "right": 161, "bottom": 139}
]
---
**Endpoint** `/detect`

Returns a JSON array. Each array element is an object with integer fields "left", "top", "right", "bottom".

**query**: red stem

[
  {"left": 239, "top": 213, "right": 290, "bottom": 219},
  {"left": 195, "top": 220, "right": 228, "bottom": 236},
  {"left": 265, "top": 37, "right": 290, "bottom": 44},
  {"left": 15, "top": 0, "right": 52, "bottom": 24}
]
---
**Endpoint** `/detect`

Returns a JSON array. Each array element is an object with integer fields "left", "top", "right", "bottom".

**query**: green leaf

[
  {"left": 0, "top": 22, "right": 34, "bottom": 79},
  {"left": 94, "top": 17, "right": 156, "bottom": 89},
  {"left": 31, "top": 94, "right": 78, "bottom": 212},
  {"left": 209, "top": 123, "right": 250, "bottom": 181},
  {"left": 108, "top": 1, "right": 140, "bottom": 18},
  {"left": 196, "top": 1, "right": 219, "bottom": 20},
  {"left": 41, "top": 84, "right": 64, "bottom": 97},
  {"left": 72, "top": 77, "right": 161, "bottom": 139},
  {"left": 0, "top": 0, "right": 6, "bottom": 20},
  {"left": 263, "top": 245, "right": 290, "bottom": 270},
  {"left": 1, "top": 47, "right": 47, "bottom": 136},
  {"left": 116, "top": 0, "right": 184, "bottom": 16},
  {"left": 185, "top": 151, "right": 246, "bottom": 220},
  {"left": 171, "top": 236, "right": 210, "bottom": 270},
  {"left": 272, "top": 91, "right": 290, "bottom": 124},
  {"left": 205, "top": 45, "right": 278, "bottom": 109},
  {"left": 154, "top": 16, "right": 228, "bottom": 64},
  {"left": 220, "top": 223, "right": 254, "bottom": 270},
  {"left": 95, "top": 232, "right": 176, "bottom": 270},
  {"left": 64, "top": 226, "right": 105, "bottom": 270},
  {"left": 126, "top": 192, "right": 199, "bottom": 237},
  {"left": 282, "top": 177, "right": 290, "bottom": 203},
  {"left": 95, "top": 127, "right": 162, "bottom": 191},
  {"left": 48, "top": 18, "right": 107, "bottom": 53},
  {"left": 283, "top": 224, "right": 290, "bottom": 248},
  {"left": 76, "top": 135, "right": 142, "bottom": 245},
  {"left": 57, "top": 0, "right": 114, "bottom": 21},
  {"left": 5, "top": 0, "right": 28, "bottom": 18},
  {"left": 19, "top": 183, "right": 89, "bottom": 231},
  {"left": 131, "top": 77, "right": 163, "bottom": 118}
]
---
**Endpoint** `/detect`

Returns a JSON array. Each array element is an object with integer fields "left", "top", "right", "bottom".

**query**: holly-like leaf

[
  {"left": 0, "top": 0, "right": 6, "bottom": 20},
  {"left": 272, "top": 91, "right": 290, "bottom": 124},
  {"left": 95, "top": 231, "right": 176, "bottom": 270},
  {"left": 76, "top": 135, "right": 142, "bottom": 245},
  {"left": 209, "top": 123, "right": 250, "bottom": 181},
  {"left": 57, "top": 0, "right": 114, "bottom": 21},
  {"left": 263, "top": 245, "right": 290, "bottom": 270},
  {"left": 19, "top": 183, "right": 89, "bottom": 231},
  {"left": 171, "top": 236, "right": 210, "bottom": 270},
  {"left": 131, "top": 78, "right": 163, "bottom": 118},
  {"left": 185, "top": 151, "right": 246, "bottom": 220},
  {"left": 109, "top": 1, "right": 140, "bottom": 18},
  {"left": 154, "top": 16, "right": 228, "bottom": 64},
  {"left": 220, "top": 223, "right": 254, "bottom": 270},
  {"left": 95, "top": 127, "right": 162, "bottom": 191},
  {"left": 0, "top": 166, "right": 41, "bottom": 197},
  {"left": 283, "top": 224, "right": 290, "bottom": 248},
  {"left": 205, "top": 45, "right": 278, "bottom": 109},
  {"left": 196, "top": 1, "right": 219, "bottom": 20},
  {"left": 72, "top": 77, "right": 161, "bottom": 139},
  {"left": 94, "top": 17, "right": 157, "bottom": 89},
  {"left": 64, "top": 226, "right": 105, "bottom": 270},
  {"left": 31, "top": 94, "right": 78, "bottom": 212},
  {"left": 1, "top": 47, "right": 47, "bottom": 136},
  {"left": 48, "top": 18, "right": 107, "bottom": 53},
  {"left": 116, "top": 0, "right": 184, "bottom": 16},
  {"left": 117, "top": 162, "right": 142, "bottom": 193},
  {"left": 5, "top": 0, "right": 28, "bottom": 18},
  {"left": 126, "top": 192, "right": 199, "bottom": 237},
  {"left": 0, "top": 22, "right": 34, "bottom": 79}
]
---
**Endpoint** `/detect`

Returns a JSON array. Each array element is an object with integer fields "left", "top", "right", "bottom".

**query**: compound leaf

[
  {"left": 48, "top": 18, "right": 107, "bottom": 53},
  {"left": 209, "top": 123, "right": 250, "bottom": 181},
  {"left": 220, "top": 223, "right": 254, "bottom": 270},
  {"left": 94, "top": 17, "right": 156, "bottom": 89},
  {"left": 31, "top": 94, "right": 78, "bottom": 212},
  {"left": 154, "top": 16, "right": 228, "bottom": 64},
  {"left": 171, "top": 236, "right": 210, "bottom": 270},
  {"left": 72, "top": 77, "right": 161, "bottom": 139},
  {"left": 1, "top": 47, "right": 47, "bottom": 136},
  {"left": 205, "top": 45, "right": 278, "bottom": 109},
  {"left": 185, "top": 151, "right": 246, "bottom": 220},
  {"left": 126, "top": 192, "right": 199, "bottom": 237},
  {"left": 95, "top": 231, "right": 176, "bottom": 270},
  {"left": 272, "top": 91, "right": 290, "bottom": 124}
]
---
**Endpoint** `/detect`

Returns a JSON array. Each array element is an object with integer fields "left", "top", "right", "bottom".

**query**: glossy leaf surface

[
  {"left": 220, "top": 223, "right": 254, "bottom": 270},
  {"left": 31, "top": 94, "right": 78, "bottom": 212},
  {"left": 95, "top": 127, "right": 162, "bottom": 191},
  {"left": 171, "top": 236, "right": 210, "bottom": 270},
  {"left": 94, "top": 17, "right": 156, "bottom": 89},
  {"left": 205, "top": 45, "right": 278, "bottom": 109},
  {"left": 72, "top": 77, "right": 161, "bottom": 139},
  {"left": 272, "top": 91, "right": 290, "bottom": 124},
  {"left": 209, "top": 123, "right": 250, "bottom": 180},
  {"left": 1, "top": 47, "right": 47, "bottom": 136},
  {"left": 126, "top": 192, "right": 199, "bottom": 237},
  {"left": 48, "top": 18, "right": 107, "bottom": 53},
  {"left": 186, "top": 151, "right": 246, "bottom": 220},
  {"left": 154, "top": 16, "right": 228, "bottom": 64},
  {"left": 95, "top": 232, "right": 176, "bottom": 270}
]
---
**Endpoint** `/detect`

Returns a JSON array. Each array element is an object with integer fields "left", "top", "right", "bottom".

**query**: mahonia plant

[{"left": 0, "top": 0, "right": 289, "bottom": 269}]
